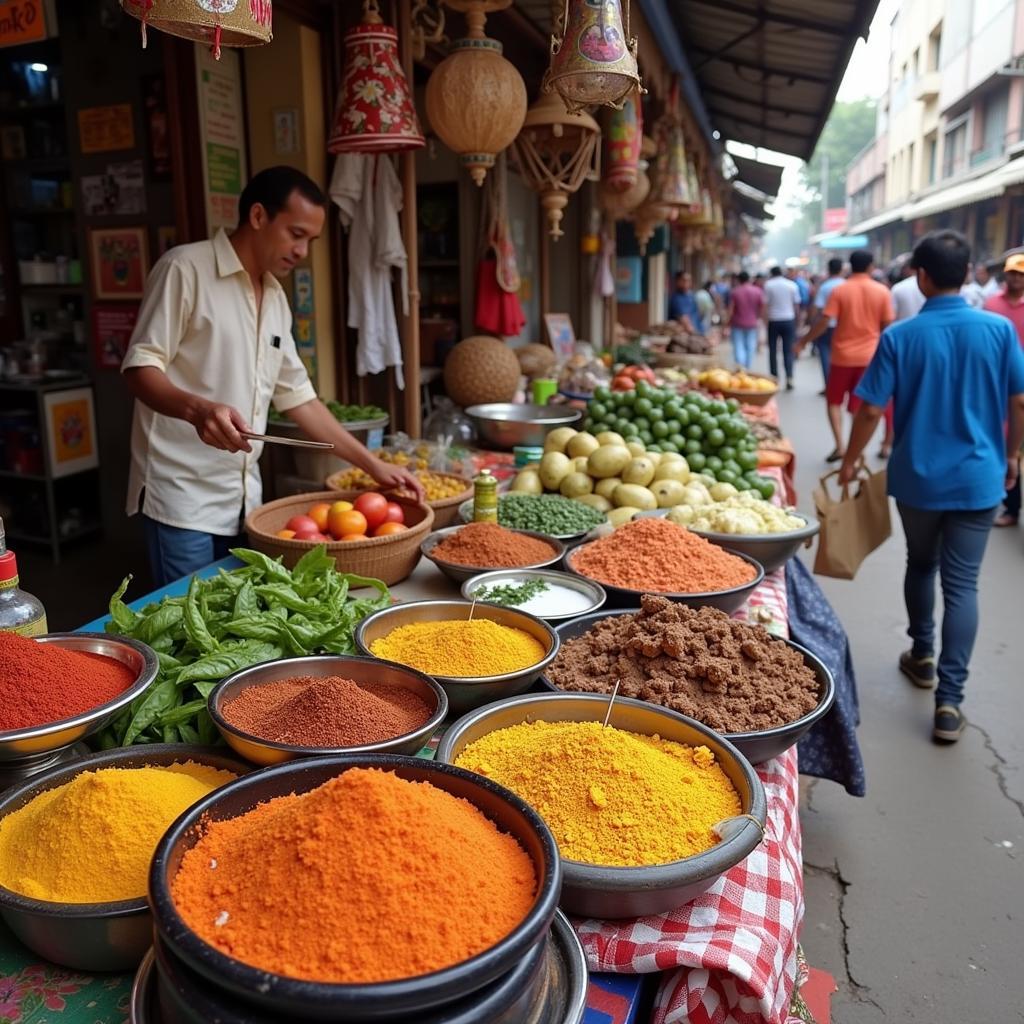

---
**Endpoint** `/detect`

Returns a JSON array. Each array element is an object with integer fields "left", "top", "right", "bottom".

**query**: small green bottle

[
  {"left": 472, "top": 469, "right": 498, "bottom": 523},
  {"left": 0, "top": 517, "right": 48, "bottom": 637}
]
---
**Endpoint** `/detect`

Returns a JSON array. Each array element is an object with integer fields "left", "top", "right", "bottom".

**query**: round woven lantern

[
  {"left": 599, "top": 160, "right": 649, "bottom": 220},
  {"left": 328, "top": 1, "right": 423, "bottom": 154},
  {"left": 511, "top": 91, "right": 600, "bottom": 240},
  {"left": 425, "top": 0, "right": 527, "bottom": 186},
  {"left": 120, "top": 0, "right": 272, "bottom": 58}
]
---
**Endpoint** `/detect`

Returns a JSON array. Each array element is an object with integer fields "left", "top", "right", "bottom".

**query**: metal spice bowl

[
  {"left": 687, "top": 511, "right": 821, "bottom": 575},
  {"left": 355, "top": 600, "right": 560, "bottom": 715},
  {"left": 541, "top": 609, "right": 837, "bottom": 765},
  {"left": 208, "top": 654, "right": 449, "bottom": 766},
  {"left": 0, "top": 745, "right": 248, "bottom": 972},
  {"left": 421, "top": 525, "right": 566, "bottom": 585},
  {"left": 149, "top": 755, "right": 562, "bottom": 1022},
  {"left": 436, "top": 692, "right": 767, "bottom": 920}
]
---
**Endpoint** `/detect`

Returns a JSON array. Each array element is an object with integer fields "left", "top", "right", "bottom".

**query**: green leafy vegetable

[
  {"left": 474, "top": 578, "right": 550, "bottom": 607},
  {"left": 96, "top": 545, "right": 391, "bottom": 747}
]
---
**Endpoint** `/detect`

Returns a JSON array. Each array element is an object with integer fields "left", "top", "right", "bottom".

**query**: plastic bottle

[
  {"left": 472, "top": 469, "right": 498, "bottom": 523},
  {"left": 0, "top": 518, "right": 48, "bottom": 636}
]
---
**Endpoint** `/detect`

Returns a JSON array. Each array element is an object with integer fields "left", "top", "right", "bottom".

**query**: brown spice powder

[
  {"left": 432, "top": 522, "right": 556, "bottom": 568},
  {"left": 222, "top": 676, "right": 432, "bottom": 747}
]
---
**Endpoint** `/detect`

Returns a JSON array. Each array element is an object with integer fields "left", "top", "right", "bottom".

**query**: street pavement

[{"left": 769, "top": 351, "right": 1024, "bottom": 1023}]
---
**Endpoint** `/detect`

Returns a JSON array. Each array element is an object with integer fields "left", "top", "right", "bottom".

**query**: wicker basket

[
  {"left": 244, "top": 490, "right": 434, "bottom": 585},
  {"left": 720, "top": 374, "right": 778, "bottom": 408},
  {"left": 325, "top": 470, "right": 473, "bottom": 529}
]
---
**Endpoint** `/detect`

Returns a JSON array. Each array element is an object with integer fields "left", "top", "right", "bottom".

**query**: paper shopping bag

[{"left": 812, "top": 464, "right": 891, "bottom": 579}]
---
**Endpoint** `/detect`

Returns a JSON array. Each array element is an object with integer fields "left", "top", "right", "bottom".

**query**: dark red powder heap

[
  {"left": 222, "top": 675, "right": 433, "bottom": 748},
  {"left": 0, "top": 632, "right": 135, "bottom": 732}
]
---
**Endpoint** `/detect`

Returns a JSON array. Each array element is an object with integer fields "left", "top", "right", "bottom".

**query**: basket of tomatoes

[
  {"left": 244, "top": 490, "right": 435, "bottom": 585},
  {"left": 610, "top": 364, "right": 657, "bottom": 392}
]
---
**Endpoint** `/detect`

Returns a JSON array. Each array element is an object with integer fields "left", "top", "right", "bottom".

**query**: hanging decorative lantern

[
  {"left": 328, "top": 1, "right": 424, "bottom": 154},
  {"left": 425, "top": 0, "right": 527, "bottom": 186},
  {"left": 511, "top": 91, "right": 600, "bottom": 240},
  {"left": 648, "top": 121, "right": 691, "bottom": 214},
  {"left": 120, "top": 0, "right": 272, "bottom": 60},
  {"left": 599, "top": 159, "right": 649, "bottom": 219},
  {"left": 545, "top": 0, "right": 641, "bottom": 113},
  {"left": 631, "top": 196, "right": 669, "bottom": 252},
  {"left": 603, "top": 87, "right": 642, "bottom": 192}
]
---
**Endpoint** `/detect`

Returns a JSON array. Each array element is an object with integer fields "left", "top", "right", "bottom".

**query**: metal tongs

[{"left": 241, "top": 432, "right": 334, "bottom": 450}]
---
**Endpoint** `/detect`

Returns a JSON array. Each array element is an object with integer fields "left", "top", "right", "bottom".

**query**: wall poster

[
  {"left": 89, "top": 226, "right": 148, "bottom": 300},
  {"left": 91, "top": 304, "right": 139, "bottom": 369},
  {"left": 43, "top": 387, "right": 98, "bottom": 478},
  {"left": 78, "top": 103, "right": 134, "bottom": 154}
]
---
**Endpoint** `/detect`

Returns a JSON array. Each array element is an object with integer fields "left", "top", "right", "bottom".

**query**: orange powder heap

[
  {"left": 171, "top": 768, "right": 537, "bottom": 983},
  {"left": 569, "top": 517, "right": 757, "bottom": 593}
]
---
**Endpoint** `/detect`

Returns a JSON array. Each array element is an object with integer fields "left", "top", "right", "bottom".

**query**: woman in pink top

[{"left": 726, "top": 272, "right": 764, "bottom": 368}]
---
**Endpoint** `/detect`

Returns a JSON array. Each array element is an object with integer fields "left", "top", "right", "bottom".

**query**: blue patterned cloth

[{"left": 787, "top": 557, "right": 866, "bottom": 797}]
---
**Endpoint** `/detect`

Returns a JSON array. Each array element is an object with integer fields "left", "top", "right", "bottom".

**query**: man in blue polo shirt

[{"left": 840, "top": 230, "right": 1024, "bottom": 744}]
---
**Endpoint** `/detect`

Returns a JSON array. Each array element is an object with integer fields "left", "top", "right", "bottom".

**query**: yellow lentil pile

[
  {"left": 331, "top": 467, "right": 468, "bottom": 501},
  {"left": 454, "top": 721, "right": 741, "bottom": 866},
  {"left": 0, "top": 762, "right": 236, "bottom": 903},
  {"left": 370, "top": 619, "right": 546, "bottom": 677}
]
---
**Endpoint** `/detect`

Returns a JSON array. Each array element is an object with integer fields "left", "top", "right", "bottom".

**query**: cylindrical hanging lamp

[
  {"left": 603, "top": 87, "right": 643, "bottom": 193},
  {"left": 120, "top": 0, "right": 272, "bottom": 59}
]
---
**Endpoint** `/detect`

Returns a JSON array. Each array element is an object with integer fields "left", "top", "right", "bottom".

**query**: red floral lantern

[
  {"left": 120, "top": 0, "right": 272, "bottom": 60},
  {"left": 328, "top": 1, "right": 424, "bottom": 154},
  {"left": 603, "top": 87, "right": 642, "bottom": 192}
]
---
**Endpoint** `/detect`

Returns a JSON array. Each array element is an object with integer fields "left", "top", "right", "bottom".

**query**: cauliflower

[{"left": 686, "top": 494, "right": 806, "bottom": 535}]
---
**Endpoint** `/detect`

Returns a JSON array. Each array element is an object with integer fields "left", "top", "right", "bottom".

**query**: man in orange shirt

[{"left": 798, "top": 249, "right": 894, "bottom": 461}]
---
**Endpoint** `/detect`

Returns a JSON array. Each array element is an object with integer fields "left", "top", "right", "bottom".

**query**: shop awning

[
  {"left": 734, "top": 189, "right": 774, "bottom": 221},
  {"left": 901, "top": 157, "right": 1024, "bottom": 221},
  {"left": 846, "top": 204, "right": 909, "bottom": 236},
  {"left": 652, "top": 0, "right": 880, "bottom": 161},
  {"left": 729, "top": 153, "right": 785, "bottom": 198}
]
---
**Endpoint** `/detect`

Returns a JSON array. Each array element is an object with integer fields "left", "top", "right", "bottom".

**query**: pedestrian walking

[
  {"left": 984, "top": 253, "right": 1024, "bottom": 526},
  {"left": 962, "top": 261, "right": 1001, "bottom": 309},
  {"left": 762, "top": 266, "right": 801, "bottom": 389},
  {"left": 839, "top": 230, "right": 1024, "bottom": 743},
  {"left": 891, "top": 259, "right": 926, "bottom": 321},
  {"left": 726, "top": 271, "right": 764, "bottom": 368},
  {"left": 797, "top": 249, "right": 894, "bottom": 462},
  {"left": 805, "top": 258, "right": 844, "bottom": 391}
]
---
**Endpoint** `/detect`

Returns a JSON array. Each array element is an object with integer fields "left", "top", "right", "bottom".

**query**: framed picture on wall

[
  {"left": 42, "top": 387, "right": 99, "bottom": 478},
  {"left": 543, "top": 313, "right": 576, "bottom": 362},
  {"left": 89, "top": 227, "right": 148, "bottom": 301}
]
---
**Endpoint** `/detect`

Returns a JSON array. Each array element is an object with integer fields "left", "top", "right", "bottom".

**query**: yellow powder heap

[
  {"left": 455, "top": 721, "right": 741, "bottom": 867},
  {"left": 370, "top": 619, "right": 546, "bottom": 677},
  {"left": 0, "top": 762, "right": 236, "bottom": 903}
]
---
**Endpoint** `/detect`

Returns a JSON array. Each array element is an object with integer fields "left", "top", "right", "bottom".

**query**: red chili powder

[
  {"left": 221, "top": 675, "right": 432, "bottom": 747},
  {"left": 432, "top": 522, "right": 556, "bottom": 568},
  {"left": 0, "top": 633, "right": 135, "bottom": 732},
  {"left": 569, "top": 517, "right": 757, "bottom": 593}
]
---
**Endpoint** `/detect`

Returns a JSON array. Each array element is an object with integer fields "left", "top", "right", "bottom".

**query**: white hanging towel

[{"left": 328, "top": 153, "right": 408, "bottom": 390}]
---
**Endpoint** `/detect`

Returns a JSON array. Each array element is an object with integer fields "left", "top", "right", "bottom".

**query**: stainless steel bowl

[
  {"left": 465, "top": 404, "right": 582, "bottom": 450},
  {"left": 457, "top": 498, "right": 598, "bottom": 543},
  {"left": 0, "top": 633, "right": 158, "bottom": 763},
  {"left": 436, "top": 692, "right": 766, "bottom": 919},
  {"left": 421, "top": 525, "right": 565, "bottom": 585},
  {"left": 563, "top": 543, "right": 766, "bottom": 614},
  {"left": 356, "top": 600, "right": 560, "bottom": 715},
  {"left": 461, "top": 569, "right": 606, "bottom": 624},
  {"left": 688, "top": 512, "right": 820, "bottom": 575},
  {"left": 149, "top": 755, "right": 562, "bottom": 1021},
  {"left": 0, "top": 744, "right": 247, "bottom": 972},
  {"left": 541, "top": 609, "right": 837, "bottom": 765},
  {"left": 209, "top": 654, "right": 448, "bottom": 766}
]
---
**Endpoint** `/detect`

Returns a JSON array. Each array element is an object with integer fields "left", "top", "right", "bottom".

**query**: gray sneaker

[
  {"left": 934, "top": 705, "right": 966, "bottom": 743},
  {"left": 899, "top": 651, "right": 936, "bottom": 689}
]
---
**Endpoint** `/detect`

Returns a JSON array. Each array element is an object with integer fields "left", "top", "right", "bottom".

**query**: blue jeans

[
  {"left": 731, "top": 326, "right": 757, "bottom": 368},
  {"left": 767, "top": 320, "right": 796, "bottom": 382},
  {"left": 815, "top": 327, "right": 833, "bottom": 385},
  {"left": 144, "top": 516, "right": 245, "bottom": 588},
  {"left": 897, "top": 504, "right": 996, "bottom": 708}
]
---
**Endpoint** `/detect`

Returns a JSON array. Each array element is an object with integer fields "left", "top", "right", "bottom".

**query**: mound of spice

[
  {"left": 0, "top": 762, "right": 236, "bottom": 903},
  {"left": 0, "top": 632, "right": 135, "bottom": 732},
  {"left": 221, "top": 675, "right": 432, "bottom": 747},
  {"left": 569, "top": 517, "right": 757, "bottom": 593},
  {"left": 454, "top": 720, "right": 740, "bottom": 867},
  {"left": 171, "top": 767, "right": 537, "bottom": 983},
  {"left": 432, "top": 522, "right": 557, "bottom": 568},
  {"left": 370, "top": 619, "right": 546, "bottom": 677},
  {"left": 547, "top": 594, "right": 820, "bottom": 732}
]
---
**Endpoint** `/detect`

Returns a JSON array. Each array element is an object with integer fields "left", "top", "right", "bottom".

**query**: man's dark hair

[
  {"left": 769, "top": 266, "right": 782, "bottom": 277},
  {"left": 737, "top": 271, "right": 750, "bottom": 283},
  {"left": 238, "top": 166, "right": 327, "bottom": 226},
  {"left": 827, "top": 258, "right": 843, "bottom": 275},
  {"left": 849, "top": 250, "right": 874, "bottom": 273},
  {"left": 912, "top": 230, "right": 971, "bottom": 290}
]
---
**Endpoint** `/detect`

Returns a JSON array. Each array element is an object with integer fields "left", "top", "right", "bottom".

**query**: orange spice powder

[
  {"left": 568, "top": 517, "right": 757, "bottom": 593},
  {"left": 170, "top": 768, "right": 537, "bottom": 983}
]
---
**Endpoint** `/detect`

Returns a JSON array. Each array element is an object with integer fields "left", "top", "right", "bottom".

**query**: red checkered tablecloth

[{"left": 571, "top": 567, "right": 805, "bottom": 1024}]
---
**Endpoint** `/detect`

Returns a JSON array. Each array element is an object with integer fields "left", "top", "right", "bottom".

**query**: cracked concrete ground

[{"left": 773, "top": 362, "right": 1024, "bottom": 1023}]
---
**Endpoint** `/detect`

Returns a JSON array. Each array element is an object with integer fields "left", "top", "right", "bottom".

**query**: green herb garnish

[{"left": 475, "top": 578, "right": 550, "bottom": 607}]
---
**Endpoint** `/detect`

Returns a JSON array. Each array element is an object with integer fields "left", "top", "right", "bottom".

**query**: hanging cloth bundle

[{"left": 474, "top": 153, "right": 527, "bottom": 337}]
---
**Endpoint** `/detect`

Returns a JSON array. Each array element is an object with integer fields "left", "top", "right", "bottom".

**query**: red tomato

[
  {"left": 383, "top": 501, "right": 405, "bottom": 525},
  {"left": 612, "top": 376, "right": 635, "bottom": 391},
  {"left": 353, "top": 492, "right": 389, "bottom": 530},
  {"left": 286, "top": 514, "right": 318, "bottom": 534},
  {"left": 292, "top": 526, "right": 323, "bottom": 541},
  {"left": 373, "top": 522, "right": 408, "bottom": 537}
]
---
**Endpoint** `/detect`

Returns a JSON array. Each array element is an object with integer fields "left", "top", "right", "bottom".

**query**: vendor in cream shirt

[{"left": 123, "top": 165, "right": 421, "bottom": 586}]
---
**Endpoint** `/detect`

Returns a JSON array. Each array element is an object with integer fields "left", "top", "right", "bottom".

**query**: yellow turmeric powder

[
  {"left": 370, "top": 619, "right": 545, "bottom": 677},
  {"left": 0, "top": 762, "right": 236, "bottom": 903},
  {"left": 454, "top": 721, "right": 741, "bottom": 867}
]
